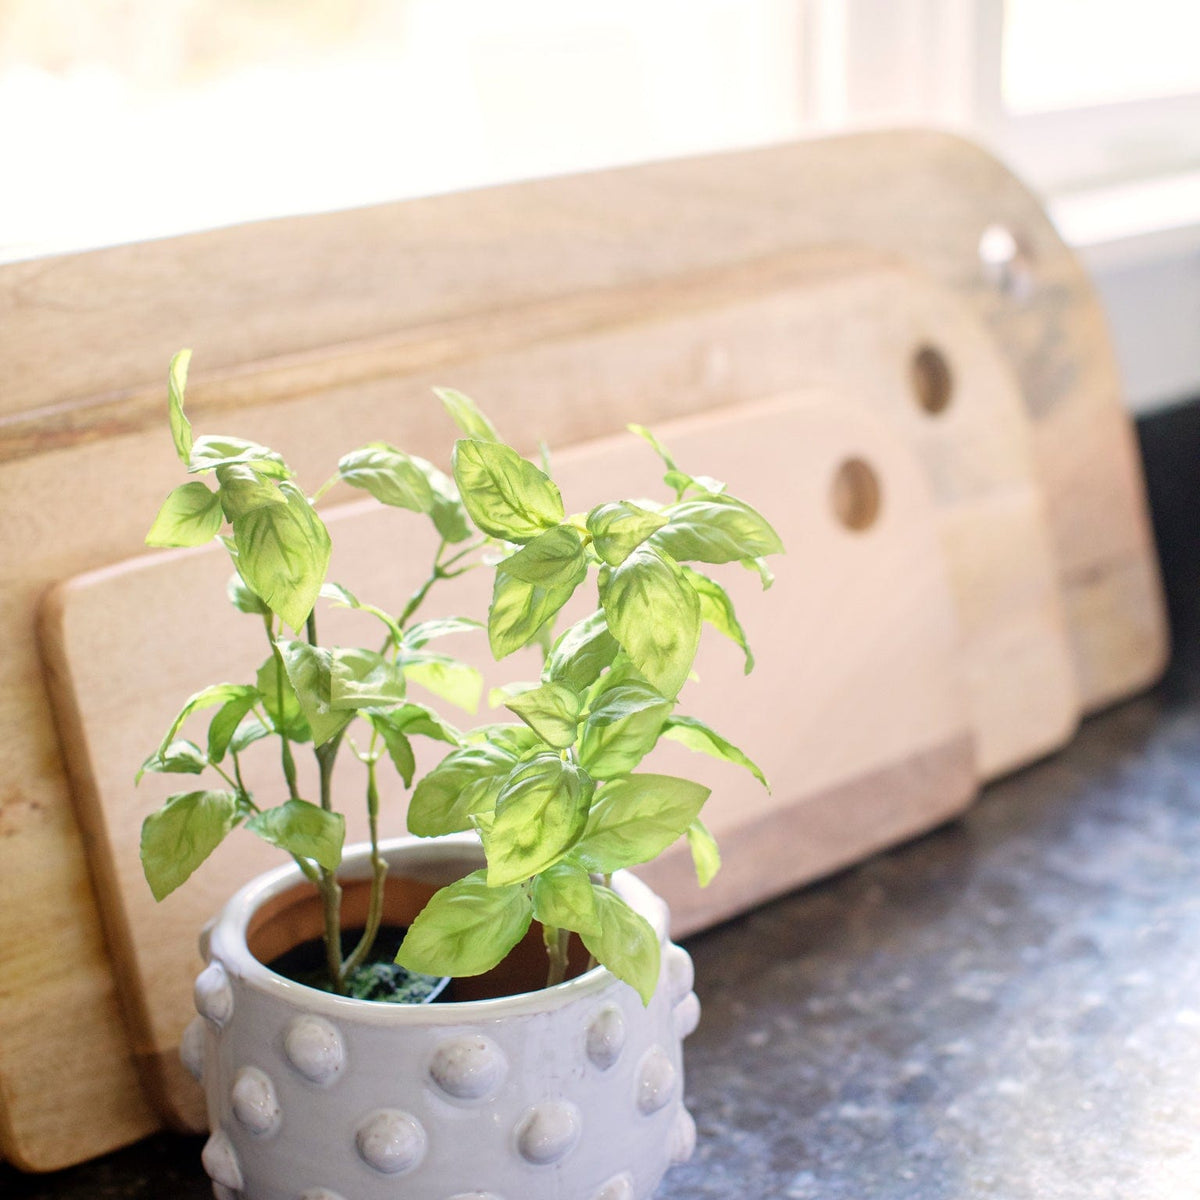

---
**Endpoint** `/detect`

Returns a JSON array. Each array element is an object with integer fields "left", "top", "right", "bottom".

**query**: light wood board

[
  {"left": 13, "top": 249, "right": 1077, "bottom": 1166},
  {"left": 0, "top": 131, "right": 1166, "bottom": 714},
  {"left": 0, "top": 130, "right": 1162, "bottom": 1168},
  {"left": 40, "top": 390, "right": 978, "bottom": 1129}
]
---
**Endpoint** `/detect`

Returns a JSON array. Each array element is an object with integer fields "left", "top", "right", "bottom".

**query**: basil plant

[{"left": 139, "top": 350, "right": 782, "bottom": 1004}]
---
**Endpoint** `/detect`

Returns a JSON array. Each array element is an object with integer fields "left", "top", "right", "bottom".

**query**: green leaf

[
  {"left": 504, "top": 681, "right": 583, "bottom": 749},
  {"left": 406, "top": 742, "right": 518, "bottom": 837},
  {"left": 338, "top": 443, "right": 436, "bottom": 512},
  {"left": 577, "top": 682, "right": 672, "bottom": 779},
  {"left": 216, "top": 463, "right": 286, "bottom": 521},
  {"left": 256, "top": 654, "right": 311, "bottom": 741},
  {"left": 466, "top": 722, "right": 543, "bottom": 757},
  {"left": 663, "top": 714, "right": 769, "bottom": 789},
  {"left": 452, "top": 439, "right": 564, "bottom": 543},
  {"left": 743, "top": 556, "right": 775, "bottom": 590},
  {"left": 227, "top": 572, "right": 270, "bottom": 615},
  {"left": 403, "top": 654, "right": 483, "bottom": 713},
  {"left": 543, "top": 611, "right": 619, "bottom": 692},
  {"left": 404, "top": 617, "right": 483, "bottom": 648},
  {"left": 489, "top": 527, "right": 588, "bottom": 659},
  {"left": 207, "top": 690, "right": 263, "bottom": 763},
  {"left": 580, "top": 886, "right": 661, "bottom": 1004},
  {"left": 145, "top": 481, "right": 223, "bottom": 548},
  {"left": 652, "top": 494, "right": 784, "bottom": 565},
  {"left": 602, "top": 545, "right": 701, "bottom": 698},
  {"left": 369, "top": 702, "right": 461, "bottom": 746},
  {"left": 365, "top": 715, "right": 416, "bottom": 786},
  {"left": 167, "top": 349, "right": 193, "bottom": 464},
  {"left": 434, "top": 387, "right": 501, "bottom": 443},
  {"left": 140, "top": 789, "right": 239, "bottom": 901},
  {"left": 319, "top": 582, "right": 403, "bottom": 646},
  {"left": 482, "top": 754, "right": 595, "bottom": 886},
  {"left": 395, "top": 869, "right": 532, "bottom": 977},
  {"left": 686, "top": 818, "right": 721, "bottom": 887},
  {"left": 188, "top": 435, "right": 289, "bottom": 477},
  {"left": 276, "top": 641, "right": 353, "bottom": 746},
  {"left": 233, "top": 480, "right": 331, "bottom": 632},
  {"left": 411, "top": 456, "right": 472, "bottom": 544},
  {"left": 138, "top": 739, "right": 207, "bottom": 778},
  {"left": 489, "top": 681, "right": 536, "bottom": 708},
  {"left": 144, "top": 683, "right": 262, "bottom": 779},
  {"left": 570, "top": 774, "right": 710, "bottom": 873},
  {"left": 329, "top": 648, "right": 407, "bottom": 710},
  {"left": 627, "top": 423, "right": 677, "bottom": 472},
  {"left": 532, "top": 862, "right": 601, "bottom": 936},
  {"left": 586, "top": 501, "right": 668, "bottom": 567},
  {"left": 680, "top": 566, "right": 754, "bottom": 672},
  {"left": 229, "top": 716, "right": 271, "bottom": 754},
  {"left": 245, "top": 799, "right": 345, "bottom": 871}
]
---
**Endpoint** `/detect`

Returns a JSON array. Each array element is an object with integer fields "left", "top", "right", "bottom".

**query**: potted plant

[{"left": 139, "top": 349, "right": 782, "bottom": 1200}]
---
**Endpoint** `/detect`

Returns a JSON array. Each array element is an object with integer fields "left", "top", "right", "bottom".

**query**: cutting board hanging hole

[
  {"left": 910, "top": 344, "right": 955, "bottom": 417},
  {"left": 831, "top": 457, "right": 883, "bottom": 533}
]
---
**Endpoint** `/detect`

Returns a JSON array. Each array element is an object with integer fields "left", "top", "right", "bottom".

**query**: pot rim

[{"left": 207, "top": 833, "right": 669, "bottom": 1023}]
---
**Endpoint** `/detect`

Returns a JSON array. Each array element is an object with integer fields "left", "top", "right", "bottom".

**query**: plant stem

[
  {"left": 318, "top": 866, "right": 345, "bottom": 994},
  {"left": 396, "top": 539, "right": 449, "bottom": 629},
  {"left": 313, "top": 723, "right": 348, "bottom": 992},
  {"left": 303, "top": 604, "right": 356, "bottom": 993},
  {"left": 341, "top": 758, "right": 387, "bottom": 979},
  {"left": 440, "top": 537, "right": 487, "bottom": 571},
  {"left": 266, "top": 635, "right": 302, "bottom": 802},
  {"left": 544, "top": 925, "right": 571, "bottom": 988},
  {"left": 309, "top": 472, "right": 342, "bottom": 504}
]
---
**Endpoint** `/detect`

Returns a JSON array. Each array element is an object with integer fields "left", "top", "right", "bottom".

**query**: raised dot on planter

[
  {"left": 201, "top": 1129, "right": 243, "bottom": 1191},
  {"left": 429, "top": 1034, "right": 506, "bottom": 1100},
  {"left": 664, "top": 945, "right": 693, "bottom": 1004},
  {"left": 355, "top": 1109, "right": 427, "bottom": 1175},
  {"left": 232, "top": 1065, "right": 281, "bottom": 1136},
  {"left": 636, "top": 1047, "right": 677, "bottom": 1116},
  {"left": 194, "top": 962, "right": 233, "bottom": 1029},
  {"left": 592, "top": 1172, "right": 635, "bottom": 1200},
  {"left": 670, "top": 1108, "right": 697, "bottom": 1164},
  {"left": 284, "top": 1014, "right": 345, "bottom": 1085},
  {"left": 586, "top": 1005, "right": 626, "bottom": 1071},
  {"left": 515, "top": 1101, "right": 582, "bottom": 1165},
  {"left": 673, "top": 992, "right": 702, "bottom": 1040}
]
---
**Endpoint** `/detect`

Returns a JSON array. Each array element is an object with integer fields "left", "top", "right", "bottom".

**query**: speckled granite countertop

[{"left": 10, "top": 659, "right": 1200, "bottom": 1199}]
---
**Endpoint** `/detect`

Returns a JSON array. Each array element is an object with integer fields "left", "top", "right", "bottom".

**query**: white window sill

[{"left": 1048, "top": 171, "right": 1200, "bottom": 415}]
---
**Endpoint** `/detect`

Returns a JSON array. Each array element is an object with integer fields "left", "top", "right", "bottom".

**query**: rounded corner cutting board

[
  {"left": 38, "top": 388, "right": 978, "bottom": 1129},
  {"left": 4, "top": 129, "right": 1164, "bottom": 1167}
]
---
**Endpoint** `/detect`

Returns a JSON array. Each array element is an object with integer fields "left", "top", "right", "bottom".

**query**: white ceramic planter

[{"left": 183, "top": 835, "right": 701, "bottom": 1200}]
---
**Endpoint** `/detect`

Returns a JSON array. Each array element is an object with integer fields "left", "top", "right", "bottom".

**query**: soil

[{"left": 266, "top": 924, "right": 451, "bottom": 1004}]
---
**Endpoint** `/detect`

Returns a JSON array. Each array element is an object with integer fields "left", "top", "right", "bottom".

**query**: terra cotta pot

[{"left": 183, "top": 835, "right": 700, "bottom": 1200}]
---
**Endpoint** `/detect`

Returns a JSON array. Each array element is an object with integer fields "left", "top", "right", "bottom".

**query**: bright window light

[
  {"left": 1003, "top": 0, "right": 1200, "bottom": 113},
  {"left": 0, "top": 0, "right": 804, "bottom": 262}
]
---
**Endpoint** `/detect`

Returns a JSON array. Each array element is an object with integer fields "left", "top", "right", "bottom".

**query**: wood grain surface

[
  {"left": 40, "top": 390, "right": 979, "bottom": 1127},
  {"left": 0, "top": 130, "right": 1164, "bottom": 1168},
  {"left": 0, "top": 131, "right": 1167, "bottom": 722}
]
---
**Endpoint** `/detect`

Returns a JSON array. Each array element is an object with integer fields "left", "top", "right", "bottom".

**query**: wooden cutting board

[
  {"left": 2, "top": 130, "right": 1161, "bottom": 1169},
  {"left": 20, "top": 249, "right": 1071, "bottom": 1166},
  {"left": 1, "top": 131, "right": 1166, "bottom": 716},
  {"left": 39, "top": 389, "right": 978, "bottom": 1130}
]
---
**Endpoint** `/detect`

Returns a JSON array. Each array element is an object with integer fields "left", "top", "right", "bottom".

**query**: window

[{"left": 0, "top": 0, "right": 804, "bottom": 262}]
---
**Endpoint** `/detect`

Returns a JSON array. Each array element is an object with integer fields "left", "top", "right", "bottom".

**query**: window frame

[{"left": 807, "top": 0, "right": 1200, "bottom": 195}]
